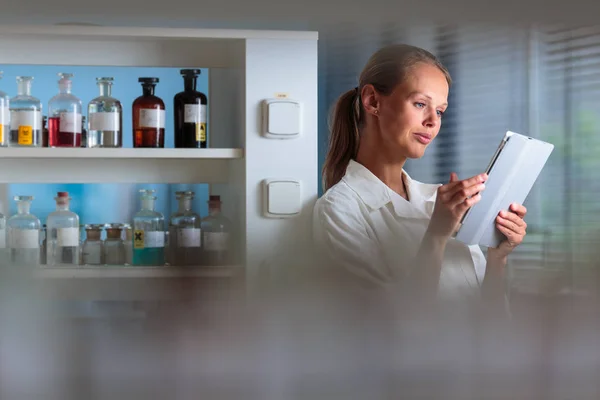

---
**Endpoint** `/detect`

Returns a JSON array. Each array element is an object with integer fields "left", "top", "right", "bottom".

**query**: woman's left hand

[{"left": 488, "top": 203, "right": 527, "bottom": 259}]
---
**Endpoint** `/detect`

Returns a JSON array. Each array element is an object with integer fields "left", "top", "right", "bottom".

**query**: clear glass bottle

[
  {"left": 173, "top": 69, "right": 208, "bottom": 148},
  {"left": 46, "top": 192, "right": 80, "bottom": 267},
  {"left": 40, "top": 224, "right": 47, "bottom": 264},
  {"left": 122, "top": 223, "right": 133, "bottom": 265},
  {"left": 0, "top": 71, "right": 9, "bottom": 147},
  {"left": 9, "top": 76, "right": 42, "bottom": 147},
  {"left": 200, "top": 195, "right": 232, "bottom": 266},
  {"left": 169, "top": 191, "right": 201, "bottom": 266},
  {"left": 104, "top": 223, "right": 125, "bottom": 265},
  {"left": 80, "top": 116, "right": 87, "bottom": 148},
  {"left": 48, "top": 73, "right": 82, "bottom": 148},
  {"left": 133, "top": 77, "right": 165, "bottom": 148},
  {"left": 7, "top": 196, "right": 40, "bottom": 266},
  {"left": 82, "top": 224, "right": 103, "bottom": 265},
  {"left": 87, "top": 77, "right": 122, "bottom": 148},
  {"left": 133, "top": 190, "right": 165, "bottom": 266}
]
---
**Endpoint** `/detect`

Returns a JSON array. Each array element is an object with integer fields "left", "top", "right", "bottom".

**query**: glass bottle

[
  {"left": 104, "top": 223, "right": 125, "bottom": 265},
  {"left": 40, "top": 224, "right": 46, "bottom": 265},
  {"left": 80, "top": 116, "right": 87, "bottom": 148},
  {"left": 0, "top": 71, "right": 9, "bottom": 147},
  {"left": 200, "top": 195, "right": 232, "bottom": 266},
  {"left": 87, "top": 77, "right": 122, "bottom": 148},
  {"left": 169, "top": 191, "right": 201, "bottom": 266},
  {"left": 122, "top": 223, "right": 133, "bottom": 265},
  {"left": 82, "top": 224, "right": 103, "bottom": 265},
  {"left": 46, "top": 192, "right": 80, "bottom": 267},
  {"left": 133, "top": 190, "right": 165, "bottom": 266},
  {"left": 48, "top": 73, "right": 82, "bottom": 148},
  {"left": 7, "top": 196, "right": 40, "bottom": 266},
  {"left": 41, "top": 116, "right": 48, "bottom": 147},
  {"left": 173, "top": 69, "right": 208, "bottom": 148},
  {"left": 133, "top": 77, "right": 165, "bottom": 148},
  {"left": 9, "top": 76, "right": 42, "bottom": 147}
]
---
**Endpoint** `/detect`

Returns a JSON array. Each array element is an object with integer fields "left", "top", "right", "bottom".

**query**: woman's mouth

[{"left": 414, "top": 133, "right": 432, "bottom": 144}]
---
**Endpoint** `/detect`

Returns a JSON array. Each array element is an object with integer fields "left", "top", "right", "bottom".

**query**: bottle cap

[
  {"left": 139, "top": 77, "right": 159, "bottom": 84},
  {"left": 57, "top": 191, "right": 69, "bottom": 197},
  {"left": 180, "top": 69, "right": 201, "bottom": 76},
  {"left": 96, "top": 77, "right": 114, "bottom": 84},
  {"left": 209, "top": 195, "right": 221, "bottom": 202},
  {"left": 58, "top": 72, "right": 73, "bottom": 83}
]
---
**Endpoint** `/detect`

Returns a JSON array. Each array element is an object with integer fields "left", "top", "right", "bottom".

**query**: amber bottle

[
  {"left": 173, "top": 69, "right": 208, "bottom": 148},
  {"left": 132, "top": 77, "right": 165, "bottom": 148}
]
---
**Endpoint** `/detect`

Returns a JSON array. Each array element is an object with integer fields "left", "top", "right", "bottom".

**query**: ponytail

[{"left": 322, "top": 88, "right": 361, "bottom": 191}]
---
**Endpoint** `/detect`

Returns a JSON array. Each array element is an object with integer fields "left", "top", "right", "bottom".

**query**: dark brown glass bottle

[
  {"left": 173, "top": 69, "right": 207, "bottom": 148},
  {"left": 133, "top": 78, "right": 165, "bottom": 148}
]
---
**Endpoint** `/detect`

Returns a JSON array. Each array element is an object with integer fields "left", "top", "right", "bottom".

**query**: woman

[{"left": 313, "top": 44, "right": 527, "bottom": 312}]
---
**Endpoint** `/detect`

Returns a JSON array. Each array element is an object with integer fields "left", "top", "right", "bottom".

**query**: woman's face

[{"left": 372, "top": 63, "right": 449, "bottom": 159}]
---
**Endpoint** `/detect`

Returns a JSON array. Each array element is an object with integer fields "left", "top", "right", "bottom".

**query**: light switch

[
  {"left": 262, "top": 179, "right": 302, "bottom": 218},
  {"left": 261, "top": 99, "right": 302, "bottom": 139}
]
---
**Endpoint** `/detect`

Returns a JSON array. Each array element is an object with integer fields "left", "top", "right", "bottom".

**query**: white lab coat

[{"left": 313, "top": 159, "right": 488, "bottom": 304}]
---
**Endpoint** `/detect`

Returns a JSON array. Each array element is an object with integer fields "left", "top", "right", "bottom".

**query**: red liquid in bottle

[{"left": 48, "top": 116, "right": 81, "bottom": 147}]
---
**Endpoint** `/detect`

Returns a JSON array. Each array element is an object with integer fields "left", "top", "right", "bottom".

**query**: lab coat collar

[{"left": 342, "top": 159, "right": 440, "bottom": 219}]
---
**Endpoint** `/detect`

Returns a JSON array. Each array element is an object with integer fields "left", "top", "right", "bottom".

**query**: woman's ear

[{"left": 360, "top": 84, "right": 380, "bottom": 117}]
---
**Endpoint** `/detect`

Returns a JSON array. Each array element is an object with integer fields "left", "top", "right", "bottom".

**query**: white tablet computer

[{"left": 454, "top": 131, "right": 554, "bottom": 248}]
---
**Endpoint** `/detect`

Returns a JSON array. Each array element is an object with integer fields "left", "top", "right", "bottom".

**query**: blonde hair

[{"left": 321, "top": 44, "right": 452, "bottom": 191}]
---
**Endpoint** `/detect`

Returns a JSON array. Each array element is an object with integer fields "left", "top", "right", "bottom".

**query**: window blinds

[{"left": 317, "top": 22, "right": 594, "bottom": 271}]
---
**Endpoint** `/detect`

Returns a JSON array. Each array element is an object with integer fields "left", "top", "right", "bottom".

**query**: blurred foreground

[{"left": 1, "top": 252, "right": 599, "bottom": 400}]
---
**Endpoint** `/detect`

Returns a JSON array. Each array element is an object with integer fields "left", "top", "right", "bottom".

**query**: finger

[
  {"left": 439, "top": 172, "right": 487, "bottom": 194},
  {"left": 509, "top": 203, "right": 527, "bottom": 218},
  {"left": 497, "top": 224, "right": 524, "bottom": 246},
  {"left": 458, "top": 193, "right": 482, "bottom": 210},
  {"left": 447, "top": 182, "right": 486, "bottom": 208},
  {"left": 499, "top": 210, "right": 526, "bottom": 227},
  {"left": 452, "top": 193, "right": 484, "bottom": 219},
  {"left": 496, "top": 214, "right": 525, "bottom": 233}
]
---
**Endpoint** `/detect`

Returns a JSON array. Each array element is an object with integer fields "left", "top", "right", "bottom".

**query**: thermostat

[
  {"left": 261, "top": 98, "right": 302, "bottom": 139},
  {"left": 262, "top": 178, "right": 302, "bottom": 218}
]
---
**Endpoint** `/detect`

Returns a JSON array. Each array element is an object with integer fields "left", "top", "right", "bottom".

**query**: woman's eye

[
  {"left": 437, "top": 110, "right": 445, "bottom": 117},
  {"left": 414, "top": 102, "right": 425, "bottom": 108}
]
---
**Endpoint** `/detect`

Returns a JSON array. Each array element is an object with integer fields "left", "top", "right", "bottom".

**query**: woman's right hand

[{"left": 427, "top": 172, "right": 487, "bottom": 240}]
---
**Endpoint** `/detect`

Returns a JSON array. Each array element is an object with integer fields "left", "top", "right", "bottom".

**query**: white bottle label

[
  {"left": 144, "top": 231, "right": 165, "bottom": 248},
  {"left": 0, "top": 106, "right": 9, "bottom": 125},
  {"left": 177, "top": 228, "right": 201, "bottom": 248},
  {"left": 139, "top": 109, "right": 165, "bottom": 129},
  {"left": 0, "top": 228, "right": 6, "bottom": 249},
  {"left": 89, "top": 112, "right": 120, "bottom": 131},
  {"left": 203, "top": 232, "right": 228, "bottom": 251},
  {"left": 184, "top": 104, "right": 207, "bottom": 124},
  {"left": 9, "top": 229, "right": 39, "bottom": 249},
  {"left": 57, "top": 227, "right": 79, "bottom": 247},
  {"left": 10, "top": 110, "right": 41, "bottom": 130},
  {"left": 59, "top": 112, "right": 82, "bottom": 133}
]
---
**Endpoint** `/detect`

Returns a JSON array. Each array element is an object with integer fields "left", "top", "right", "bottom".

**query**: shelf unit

[
  {"left": 0, "top": 148, "right": 244, "bottom": 183},
  {"left": 33, "top": 265, "right": 241, "bottom": 279},
  {"left": 0, "top": 24, "right": 319, "bottom": 298}
]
